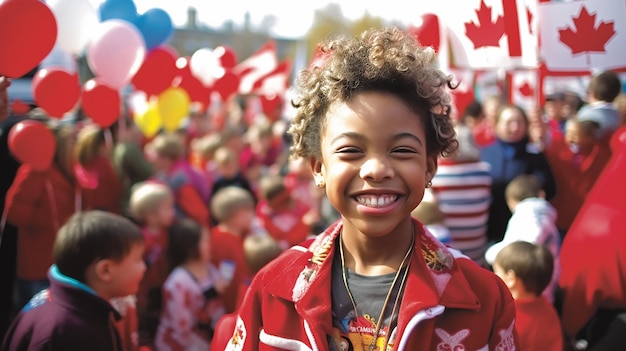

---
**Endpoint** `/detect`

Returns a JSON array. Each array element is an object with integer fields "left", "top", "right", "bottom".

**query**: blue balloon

[
  {"left": 136, "top": 8, "right": 174, "bottom": 50},
  {"left": 99, "top": 0, "right": 138, "bottom": 24}
]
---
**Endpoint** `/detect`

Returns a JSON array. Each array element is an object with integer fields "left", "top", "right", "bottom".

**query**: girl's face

[
  {"left": 496, "top": 107, "right": 528, "bottom": 143},
  {"left": 310, "top": 92, "right": 437, "bottom": 238}
]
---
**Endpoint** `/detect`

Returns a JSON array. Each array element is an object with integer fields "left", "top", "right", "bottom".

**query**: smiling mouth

[{"left": 354, "top": 194, "right": 399, "bottom": 208}]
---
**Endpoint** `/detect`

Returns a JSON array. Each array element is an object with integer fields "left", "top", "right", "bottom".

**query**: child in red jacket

[
  {"left": 493, "top": 241, "right": 563, "bottom": 351},
  {"left": 5, "top": 123, "right": 86, "bottom": 310},
  {"left": 256, "top": 175, "right": 314, "bottom": 250},
  {"left": 209, "top": 186, "right": 256, "bottom": 314}
]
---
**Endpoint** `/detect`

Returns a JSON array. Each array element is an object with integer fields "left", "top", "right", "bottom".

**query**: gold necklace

[{"left": 339, "top": 229, "right": 414, "bottom": 351}]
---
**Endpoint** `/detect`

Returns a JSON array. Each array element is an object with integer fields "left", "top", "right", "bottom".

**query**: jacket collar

[
  {"left": 47, "top": 265, "right": 122, "bottom": 321},
  {"left": 267, "top": 219, "right": 480, "bottom": 312}
]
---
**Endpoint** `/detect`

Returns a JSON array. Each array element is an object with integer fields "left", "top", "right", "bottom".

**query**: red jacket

[
  {"left": 5, "top": 164, "right": 85, "bottom": 280},
  {"left": 210, "top": 227, "right": 250, "bottom": 314},
  {"left": 77, "top": 156, "right": 124, "bottom": 215},
  {"left": 224, "top": 219, "right": 519, "bottom": 351},
  {"left": 544, "top": 138, "right": 611, "bottom": 231}
]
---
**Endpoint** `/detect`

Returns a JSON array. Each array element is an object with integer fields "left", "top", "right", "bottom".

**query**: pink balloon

[{"left": 87, "top": 19, "right": 146, "bottom": 88}]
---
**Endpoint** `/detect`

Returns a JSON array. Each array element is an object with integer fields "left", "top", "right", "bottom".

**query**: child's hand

[{"left": 214, "top": 275, "right": 230, "bottom": 294}]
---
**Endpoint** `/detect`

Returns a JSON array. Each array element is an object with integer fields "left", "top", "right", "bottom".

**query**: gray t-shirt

[{"left": 329, "top": 252, "right": 407, "bottom": 351}]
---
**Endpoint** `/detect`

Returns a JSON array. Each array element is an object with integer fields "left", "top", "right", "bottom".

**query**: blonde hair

[
  {"left": 210, "top": 186, "right": 255, "bottom": 223},
  {"left": 74, "top": 124, "right": 105, "bottom": 166},
  {"left": 147, "top": 133, "right": 185, "bottom": 160},
  {"left": 243, "top": 234, "right": 282, "bottom": 273},
  {"left": 192, "top": 133, "right": 222, "bottom": 160},
  {"left": 214, "top": 146, "right": 237, "bottom": 167},
  {"left": 129, "top": 182, "right": 173, "bottom": 222}
]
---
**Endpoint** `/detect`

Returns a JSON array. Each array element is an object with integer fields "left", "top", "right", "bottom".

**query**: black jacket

[{"left": 2, "top": 266, "right": 122, "bottom": 351}]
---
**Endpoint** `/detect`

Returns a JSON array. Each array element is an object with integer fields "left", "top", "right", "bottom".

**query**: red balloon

[
  {"left": 8, "top": 120, "right": 56, "bottom": 171},
  {"left": 0, "top": 0, "right": 57, "bottom": 78},
  {"left": 32, "top": 68, "right": 81, "bottom": 118},
  {"left": 131, "top": 45, "right": 178, "bottom": 97},
  {"left": 408, "top": 13, "right": 440, "bottom": 52},
  {"left": 214, "top": 70, "right": 240, "bottom": 101},
  {"left": 173, "top": 58, "right": 211, "bottom": 109},
  {"left": 82, "top": 79, "right": 121, "bottom": 128},
  {"left": 214, "top": 45, "right": 238, "bottom": 69}
]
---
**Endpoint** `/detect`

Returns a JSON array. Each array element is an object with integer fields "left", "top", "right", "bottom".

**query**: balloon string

[{"left": 104, "top": 128, "right": 114, "bottom": 152}]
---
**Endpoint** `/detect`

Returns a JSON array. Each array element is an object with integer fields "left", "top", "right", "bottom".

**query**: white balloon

[
  {"left": 49, "top": 0, "right": 99, "bottom": 55},
  {"left": 87, "top": 20, "right": 146, "bottom": 89},
  {"left": 189, "top": 48, "right": 222, "bottom": 87}
]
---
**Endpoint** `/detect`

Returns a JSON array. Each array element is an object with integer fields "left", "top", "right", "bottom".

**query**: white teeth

[{"left": 355, "top": 195, "right": 397, "bottom": 208}]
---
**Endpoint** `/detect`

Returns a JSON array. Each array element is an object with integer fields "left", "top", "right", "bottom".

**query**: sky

[{"left": 88, "top": 0, "right": 446, "bottom": 38}]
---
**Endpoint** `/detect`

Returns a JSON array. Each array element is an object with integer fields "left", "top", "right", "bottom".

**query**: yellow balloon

[
  {"left": 158, "top": 87, "right": 190, "bottom": 132},
  {"left": 134, "top": 102, "right": 162, "bottom": 138}
]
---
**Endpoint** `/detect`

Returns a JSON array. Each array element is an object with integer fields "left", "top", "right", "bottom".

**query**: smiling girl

[{"left": 225, "top": 27, "right": 519, "bottom": 351}]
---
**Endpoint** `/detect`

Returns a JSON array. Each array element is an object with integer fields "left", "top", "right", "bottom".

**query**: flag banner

[
  {"left": 508, "top": 69, "right": 538, "bottom": 111},
  {"left": 539, "top": 0, "right": 626, "bottom": 72},
  {"left": 250, "top": 60, "right": 292, "bottom": 97},
  {"left": 445, "top": 0, "right": 537, "bottom": 69},
  {"left": 448, "top": 69, "right": 475, "bottom": 120},
  {"left": 233, "top": 41, "right": 278, "bottom": 95}
]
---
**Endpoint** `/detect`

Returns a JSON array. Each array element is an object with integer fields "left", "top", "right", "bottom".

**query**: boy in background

[
  {"left": 209, "top": 186, "right": 257, "bottom": 313},
  {"left": 128, "top": 181, "right": 176, "bottom": 347},
  {"left": 485, "top": 174, "right": 560, "bottom": 302},
  {"left": 2, "top": 211, "right": 146, "bottom": 351},
  {"left": 493, "top": 241, "right": 563, "bottom": 351},
  {"left": 578, "top": 70, "right": 623, "bottom": 139}
]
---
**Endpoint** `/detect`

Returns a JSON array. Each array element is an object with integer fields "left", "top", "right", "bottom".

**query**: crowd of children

[{"left": 0, "top": 26, "right": 625, "bottom": 351}]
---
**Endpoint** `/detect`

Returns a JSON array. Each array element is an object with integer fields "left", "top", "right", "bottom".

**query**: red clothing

[
  {"left": 558, "top": 127, "right": 626, "bottom": 338},
  {"left": 5, "top": 164, "right": 85, "bottom": 280},
  {"left": 224, "top": 219, "right": 519, "bottom": 350},
  {"left": 209, "top": 227, "right": 250, "bottom": 314},
  {"left": 256, "top": 198, "right": 311, "bottom": 249},
  {"left": 544, "top": 137, "right": 611, "bottom": 231},
  {"left": 514, "top": 297, "right": 563, "bottom": 351},
  {"left": 472, "top": 119, "right": 496, "bottom": 147},
  {"left": 77, "top": 156, "right": 123, "bottom": 214}
]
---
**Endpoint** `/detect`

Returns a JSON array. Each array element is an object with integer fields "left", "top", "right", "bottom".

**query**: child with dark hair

[
  {"left": 578, "top": 70, "right": 623, "bottom": 139},
  {"left": 155, "top": 218, "right": 227, "bottom": 351},
  {"left": 225, "top": 27, "right": 518, "bottom": 350},
  {"left": 485, "top": 174, "right": 560, "bottom": 301},
  {"left": 493, "top": 241, "right": 563, "bottom": 351},
  {"left": 2, "top": 211, "right": 146, "bottom": 351}
]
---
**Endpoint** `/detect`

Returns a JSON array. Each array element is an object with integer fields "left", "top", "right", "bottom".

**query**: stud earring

[
  {"left": 426, "top": 180, "right": 432, "bottom": 188},
  {"left": 316, "top": 180, "right": 325, "bottom": 188}
]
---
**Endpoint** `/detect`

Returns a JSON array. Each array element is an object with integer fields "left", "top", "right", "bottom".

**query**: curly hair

[{"left": 288, "top": 26, "right": 458, "bottom": 160}]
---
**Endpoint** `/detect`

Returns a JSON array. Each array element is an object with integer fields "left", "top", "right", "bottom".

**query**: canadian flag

[
  {"left": 443, "top": 0, "right": 537, "bottom": 69},
  {"left": 539, "top": 0, "right": 626, "bottom": 72},
  {"left": 508, "top": 70, "right": 538, "bottom": 112},
  {"left": 250, "top": 60, "right": 292, "bottom": 97},
  {"left": 233, "top": 41, "right": 278, "bottom": 95},
  {"left": 448, "top": 69, "right": 475, "bottom": 120}
]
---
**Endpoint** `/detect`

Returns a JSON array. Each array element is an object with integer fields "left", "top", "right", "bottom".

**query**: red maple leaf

[
  {"left": 464, "top": 0, "right": 505, "bottom": 49},
  {"left": 558, "top": 6, "right": 616, "bottom": 54},
  {"left": 518, "top": 81, "right": 533, "bottom": 97}
]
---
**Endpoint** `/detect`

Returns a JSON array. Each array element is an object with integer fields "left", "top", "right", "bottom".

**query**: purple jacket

[{"left": 2, "top": 266, "right": 122, "bottom": 351}]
